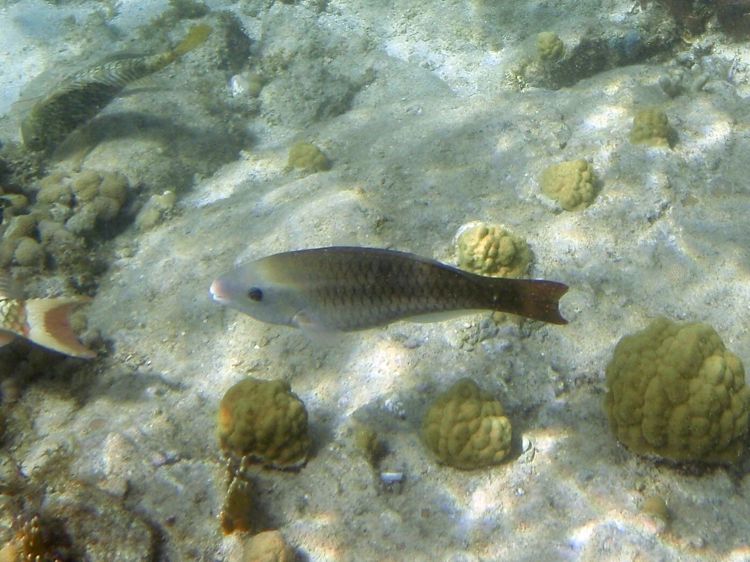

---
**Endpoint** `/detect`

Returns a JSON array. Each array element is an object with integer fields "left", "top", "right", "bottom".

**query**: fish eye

[{"left": 247, "top": 287, "right": 263, "bottom": 302}]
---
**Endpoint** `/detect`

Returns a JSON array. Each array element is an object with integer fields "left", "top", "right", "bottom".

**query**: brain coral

[
  {"left": 455, "top": 222, "right": 532, "bottom": 278},
  {"left": 540, "top": 159, "right": 597, "bottom": 211},
  {"left": 629, "top": 108, "right": 672, "bottom": 147},
  {"left": 287, "top": 141, "right": 330, "bottom": 173},
  {"left": 604, "top": 317, "right": 750, "bottom": 464},
  {"left": 217, "top": 377, "right": 310, "bottom": 469},
  {"left": 421, "top": 378, "right": 512, "bottom": 469},
  {"left": 36, "top": 169, "right": 129, "bottom": 234},
  {"left": 537, "top": 32, "right": 564, "bottom": 61}
]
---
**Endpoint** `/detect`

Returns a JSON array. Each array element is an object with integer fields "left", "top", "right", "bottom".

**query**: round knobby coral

[
  {"left": 421, "top": 378, "right": 512, "bottom": 470},
  {"left": 242, "top": 530, "right": 295, "bottom": 562},
  {"left": 287, "top": 141, "right": 331, "bottom": 173},
  {"left": 217, "top": 377, "right": 310, "bottom": 469},
  {"left": 629, "top": 108, "right": 672, "bottom": 147},
  {"left": 455, "top": 222, "right": 532, "bottom": 278},
  {"left": 34, "top": 169, "right": 129, "bottom": 235},
  {"left": 537, "top": 31, "right": 564, "bottom": 61},
  {"left": 604, "top": 317, "right": 750, "bottom": 464},
  {"left": 540, "top": 159, "right": 597, "bottom": 211}
]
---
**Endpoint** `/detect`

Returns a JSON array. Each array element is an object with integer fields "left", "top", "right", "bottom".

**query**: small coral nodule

[
  {"left": 540, "top": 159, "right": 598, "bottom": 211},
  {"left": 421, "top": 378, "right": 512, "bottom": 470},
  {"left": 641, "top": 495, "right": 671, "bottom": 530},
  {"left": 455, "top": 222, "right": 532, "bottom": 278},
  {"left": 536, "top": 31, "right": 564, "bottom": 61},
  {"left": 241, "top": 530, "right": 295, "bottom": 562},
  {"left": 4, "top": 514, "right": 75, "bottom": 562},
  {"left": 287, "top": 141, "right": 331, "bottom": 173},
  {"left": 217, "top": 377, "right": 311, "bottom": 469},
  {"left": 352, "top": 424, "right": 386, "bottom": 466},
  {"left": 220, "top": 475, "right": 255, "bottom": 535},
  {"left": 629, "top": 108, "right": 673, "bottom": 148},
  {"left": 604, "top": 317, "right": 750, "bottom": 464}
]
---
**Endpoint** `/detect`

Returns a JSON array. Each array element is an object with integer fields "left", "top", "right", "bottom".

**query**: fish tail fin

[
  {"left": 484, "top": 277, "right": 569, "bottom": 325},
  {"left": 171, "top": 24, "right": 212, "bottom": 58},
  {"left": 25, "top": 297, "right": 96, "bottom": 358}
]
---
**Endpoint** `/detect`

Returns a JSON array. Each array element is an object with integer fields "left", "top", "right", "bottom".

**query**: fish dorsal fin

[
  {"left": 12, "top": 55, "right": 103, "bottom": 118},
  {"left": 10, "top": 93, "right": 43, "bottom": 118}
]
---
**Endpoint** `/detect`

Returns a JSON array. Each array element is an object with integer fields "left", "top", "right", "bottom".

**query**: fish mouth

[{"left": 209, "top": 278, "right": 230, "bottom": 304}]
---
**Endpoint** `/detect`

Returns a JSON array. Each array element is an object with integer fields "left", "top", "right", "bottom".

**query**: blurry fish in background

[
  {"left": 0, "top": 276, "right": 95, "bottom": 358},
  {"left": 210, "top": 247, "right": 569, "bottom": 332},
  {"left": 20, "top": 24, "right": 212, "bottom": 153}
]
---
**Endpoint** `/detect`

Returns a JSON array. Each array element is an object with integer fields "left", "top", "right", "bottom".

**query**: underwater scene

[{"left": 1, "top": 0, "right": 750, "bottom": 560}]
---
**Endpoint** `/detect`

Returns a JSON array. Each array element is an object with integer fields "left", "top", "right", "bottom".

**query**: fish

[
  {"left": 0, "top": 276, "right": 95, "bottom": 358},
  {"left": 209, "top": 247, "right": 569, "bottom": 332},
  {"left": 20, "top": 24, "right": 212, "bottom": 152}
]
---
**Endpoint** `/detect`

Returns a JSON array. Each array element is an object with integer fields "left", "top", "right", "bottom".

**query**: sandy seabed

[{"left": 1, "top": 0, "right": 750, "bottom": 560}]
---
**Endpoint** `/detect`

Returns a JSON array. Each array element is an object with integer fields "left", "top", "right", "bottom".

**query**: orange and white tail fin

[{"left": 25, "top": 297, "right": 96, "bottom": 358}]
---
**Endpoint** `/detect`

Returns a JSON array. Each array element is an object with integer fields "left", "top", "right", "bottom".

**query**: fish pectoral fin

[
  {"left": 292, "top": 310, "right": 325, "bottom": 331},
  {"left": 292, "top": 310, "right": 336, "bottom": 333}
]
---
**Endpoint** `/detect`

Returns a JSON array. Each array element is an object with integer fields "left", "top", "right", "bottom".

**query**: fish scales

[
  {"left": 302, "top": 251, "right": 472, "bottom": 330},
  {"left": 210, "top": 247, "right": 569, "bottom": 332},
  {"left": 21, "top": 24, "right": 211, "bottom": 152},
  {"left": 22, "top": 54, "right": 174, "bottom": 152}
]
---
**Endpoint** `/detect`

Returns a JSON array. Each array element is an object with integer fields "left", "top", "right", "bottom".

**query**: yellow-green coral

[
  {"left": 220, "top": 476, "right": 255, "bottom": 534},
  {"left": 421, "top": 378, "right": 512, "bottom": 469},
  {"left": 604, "top": 317, "right": 750, "bottom": 464},
  {"left": 242, "top": 530, "right": 295, "bottom": 562},
  {"left": 35, "top": 169, "right": 128, "bottom": 234},
  {"left": 641, "top": 495, "right": 671, "bottom": 529},
  {"left": 352, "top": 424, "right": 386, "bottom": 466},
  {"left": 455, "top": 222, "right": 532, "bottom": 277},
  {"left": 135, "top": 191, "right": 176, "bottom": 231},
  {"left": 541, "top": 159, "right": 597, "bottom": 211},
  {"left": 13, "top": 237, "right": 44, "bottom": 266},
  {"left": 537, "top": 32, "right": 564, "bottom": 61},
  {"left": 217, "top": 377, "right": 310, "bottom": 469},
  {"left": 287, "top": 141, "right": 330, "bottom": 173},
  {"left": 630, "top": 108, "right": 672, "bottom": 147}
]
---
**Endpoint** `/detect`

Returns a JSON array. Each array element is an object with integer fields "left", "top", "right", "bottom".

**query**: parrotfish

[
  {"left": 210, "top": 247, "right": 568, "bottom": 332},
  {"left": 0, "top": 277, "right": 95, "bottom": 358},
  {"left": 20, "top": 24, "right": 212, "bottom": 152}
]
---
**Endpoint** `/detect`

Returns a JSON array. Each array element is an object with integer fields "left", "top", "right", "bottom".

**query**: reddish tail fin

[
  {"left": 25, "top": 297, "right": 96, "bottom": 358},
  {"left": 483, "top": 277, "right": 569, "bottom": 325}
]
